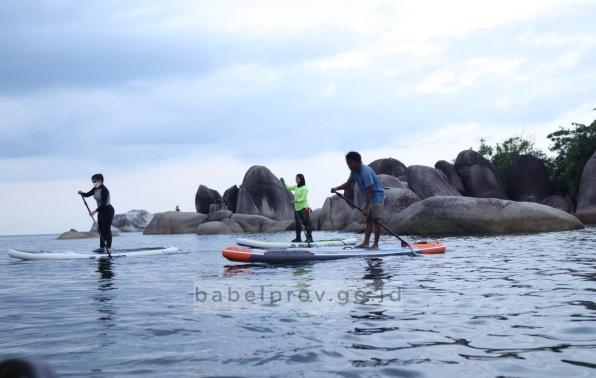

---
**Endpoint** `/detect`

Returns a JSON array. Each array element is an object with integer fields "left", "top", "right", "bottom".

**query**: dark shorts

[{"left": 368, "top": 202, "right": 384, "bottom": 221}]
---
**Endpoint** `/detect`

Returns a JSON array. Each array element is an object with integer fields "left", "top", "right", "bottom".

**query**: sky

[{"left": 1, "top": 0, "right": 595, "bottom": 235}]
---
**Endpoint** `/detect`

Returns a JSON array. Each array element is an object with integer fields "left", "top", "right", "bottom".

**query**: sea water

[{"left": 0, "top": 228, "right": 595, "bottom": 377}]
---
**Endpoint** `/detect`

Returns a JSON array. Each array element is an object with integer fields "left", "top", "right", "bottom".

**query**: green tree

[
  {"left": 547, "top": 120, "right": 596, "bottom": 194},
  {"left": 478, "top": 136, "right": 549, "bottom": 181},
  {"left": 478, "top": 138, "right": 493, "bottom": 158}
]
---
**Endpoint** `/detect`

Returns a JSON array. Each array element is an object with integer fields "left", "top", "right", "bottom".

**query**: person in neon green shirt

[{"left": 281, "top": 174, "right": 314, "bottom": 243}]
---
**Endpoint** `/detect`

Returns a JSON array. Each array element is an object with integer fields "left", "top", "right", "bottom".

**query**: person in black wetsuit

[{"left": 78, "top": 174, "right": 114, "bottom": 253}]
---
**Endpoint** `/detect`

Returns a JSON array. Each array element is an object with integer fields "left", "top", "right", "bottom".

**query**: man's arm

[
  {"left": 365, "top": 187, "right": 373, "bottom": 207},
  {"left": 331, "top": 179, "right": 353, "bottom": 193}
]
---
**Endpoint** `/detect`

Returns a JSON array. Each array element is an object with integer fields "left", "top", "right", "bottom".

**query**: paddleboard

[
  {"left": 8, "top": 246, "right": 182, "bottom": 261},
  {"left": 222, "top": 241, "right": 446, "bottom": 264},
  {"left": 236, "top": 237, "right": 358, "bottom": 249}
]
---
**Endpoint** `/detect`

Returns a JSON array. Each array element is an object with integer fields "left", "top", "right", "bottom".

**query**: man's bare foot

[
  {"left": 355, "top": 243, "right": 369, "bottom": 249},
  {"left": 366, "top": 245, "right": 379, "bottom": 250}
]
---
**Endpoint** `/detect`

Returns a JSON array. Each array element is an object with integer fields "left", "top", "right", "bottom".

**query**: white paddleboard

[
  {"left": 8, "top": 247, "right": 182, "bottom": 260},
  {"left": 236, "top": 237, "right": 358, "bottom": 249}
]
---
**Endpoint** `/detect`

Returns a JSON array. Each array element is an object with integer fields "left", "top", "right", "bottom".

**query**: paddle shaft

[
  {"left": 80, "top": 194, "right": 112, "bottom": 258},
  {"left": 334, "top": 192, "right": 414, "bottom": 252}
]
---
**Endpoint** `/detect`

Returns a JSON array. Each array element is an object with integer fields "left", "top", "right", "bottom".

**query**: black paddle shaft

[
  {"left": 334, "top": 192, "right": 414, "bottom": 251},
  {"left": 80, "top": 194, "right": 112, "bottom": 258}
]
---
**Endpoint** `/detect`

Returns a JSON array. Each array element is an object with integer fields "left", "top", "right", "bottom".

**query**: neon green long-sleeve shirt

[{"left": 285, "top": 184, "right": 309, "bottom": 211}]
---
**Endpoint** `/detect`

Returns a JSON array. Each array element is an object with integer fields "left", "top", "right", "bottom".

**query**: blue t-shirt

[{"left": 349, "top": 165, "right": 384, "bottom": 204}]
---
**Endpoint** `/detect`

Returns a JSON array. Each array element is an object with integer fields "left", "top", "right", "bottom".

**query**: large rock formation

[
  {"left": 59, "top": 228, "right": 120, "bottom": 240},
  {"left": 318, "top": 195, "right": 353, "bottom": 231},
  {"left": 391, "top": 196, "right": 584, "bottom": 236},
  {"left": 435, "top": 160, "right": 465, "bottom": 194},
  {"left": 195, "top": 185, "right": 222, "bottom": 214},
  {"left": 197, "top": 214, "right": 292, "bottom": 234},
  {"left": 223, "top": 185, "right": 239, "bottom": 213},
  {"left": 351, "top": 173, "right": 407, "bottom": 207},
  {"left": 58, "top": 230, "right": 99, "bottom": 240},
  {"left": 384, "top": 188, "right": 421, "bottom": 214},
  {"left": 407, "top": 165, "right": 461, "bottom": 199},
  {"left": 454, "top": 150, "right": 508, "bottom": 199},
  {"left": 344, "top": 187, "right": 420, "bottom": 232},
  {"left": 506, "top": 155, "right": 552, "bottom": 202},
  {"left": 369, "top": 158, "right": 408, "bottom": 181},
  {"left": 197, "top": 219, "right": 244, "bottom": 235},
  {"left": 112, "top": 210, "right": 153, "bottom": 232},
  {"left": 310, "top": 208, "right": 322, "bottom": 231},
  {"left": 542, "top": 195, "right": 574, "bottom": 214},
  {"left": 575, "top": 151, "right": 596, "bottom": 224},
  {"left": 378, "top": 174, "right": 406, "bottom": 189},
  {"left": 207, "top": 210, "right": 233, "bottom": 222},
  {"left": 230, "top": 214, "right": 292, "bottom": 233},
  {"left": 143, "top": 212, "right": 207, "bottom": 234},
  {"left": 236, "top": 166, "right": 294, "bottom": 221}
]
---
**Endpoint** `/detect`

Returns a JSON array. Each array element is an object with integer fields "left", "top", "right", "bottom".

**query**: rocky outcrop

[
  {"left": 195, "top": 185, "right": 222, "bottom": 214},
  {"left": 232, "top": 214, "right": 292, "bottom": 233},
  {"left": 378, "top": 174, "right": 406, "bottom": 189},
  {"left": 58, "top": 228, "right": 120, "bottom": 240},
  {"left": 506, "top": 155, "right": 552, "bottom": 202},
  {"left": 223, "top": 185, "right": 239, "bottom": 213},
  {"left": 575, "top": 151, "right": 596, "bottom": 224},
  {"left": 542, "top": 195, "right": 574, "bottom": 214},
  {"left": 236, "top": 166, "right": 294, "bottom": 220},
  {"left": 112, "top": 210, "right": 153, "bottom": 232},
  {"left": 384, "top": 188, "right": 421, "bottom": 214},
  {"left": 90, "top": 224, "right": 123, "bottom": 233},
  {"left": 435, "top": 160, "right": 465, "bottom": 194},
  {"left": 407, "top": 165, "right": 461, "bottom": 199},
  {"left": 143, "top": 212, "right": 207, "bottom": 234},
  {"left": 207, "top": 210, "right": 233, "bottom": 222},
  {"left": 197, "top": 219, "right": 244, "bottom": 235},
  {"left": 390, "top": 196, "right": 583, "bottom": 236},
  {"left": 318, "top": 195, "right": 353, "bottom": 231},
  {"left": 454, "top": 150, "right": 508, "bottom": 199},
  {"left": 310, "top": 208, "right": 322, "bottom": 231},
  {"left": 58, "top": 230, "right": 98, "bottom": 239},
  {"left": 351, "top": 173, "right": 407, "bottom": 206},
  {"left": 230, "top": 214, "right": 275, "bottom": 233},
  {"left": 344, "top": 187, "right": 420, "bottom": 232},
  {"left": 196, "top": 214, "right": 292, "bottom": 234},
  {"left": 369, "top": 158, "right": 408, "bottom": 181}
]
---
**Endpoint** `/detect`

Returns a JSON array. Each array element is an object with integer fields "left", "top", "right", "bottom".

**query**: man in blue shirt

[{"left": 331, "top": 151, "right": 385, "bottom": 249}]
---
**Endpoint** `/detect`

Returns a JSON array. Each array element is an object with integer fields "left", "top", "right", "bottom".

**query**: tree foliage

[
  {"left": 547, "top": 120, "right": 596, "bottom": 194},
  {"left": 476, "top": 119, "right": 596, "bottom": 196},
  {"left": 478, "top": 136, "right": 549, "bottom": 181}
]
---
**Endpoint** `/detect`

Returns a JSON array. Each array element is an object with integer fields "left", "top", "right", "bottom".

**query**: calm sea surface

[{"left": 1, "top": 228, "right": 595, "bottom": 377}]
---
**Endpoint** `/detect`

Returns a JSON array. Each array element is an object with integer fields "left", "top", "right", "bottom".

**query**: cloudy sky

[{"left": 1, "top": 0, "right": 595, "bottom": 235}]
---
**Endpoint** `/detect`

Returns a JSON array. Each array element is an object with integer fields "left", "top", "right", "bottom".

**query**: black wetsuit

[{"left": 82, "top": 185, "right": 114, "bottom": 249}]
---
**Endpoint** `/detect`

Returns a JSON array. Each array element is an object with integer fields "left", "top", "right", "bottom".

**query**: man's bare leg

[
  {"left": 369, "top": 223, "right": 381, "bottom": 249},
  {"left": 356, "top": 221, "right": 373, "bottom": 248}
]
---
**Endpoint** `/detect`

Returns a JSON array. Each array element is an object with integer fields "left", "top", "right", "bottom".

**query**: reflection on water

[
  {"left": 94, "top": 259, "right": 116, "bottom": 325},
  {"left": 0, "top": 230, "right": 595, "bottom": 377}
]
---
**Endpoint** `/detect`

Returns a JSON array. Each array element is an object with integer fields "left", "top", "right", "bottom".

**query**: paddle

[
  {"left": 80, "top": 194, "right": 112, "bottom": 258},
  {"left": 334, "top": 192, "right": 416, "bottom": 254}
]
